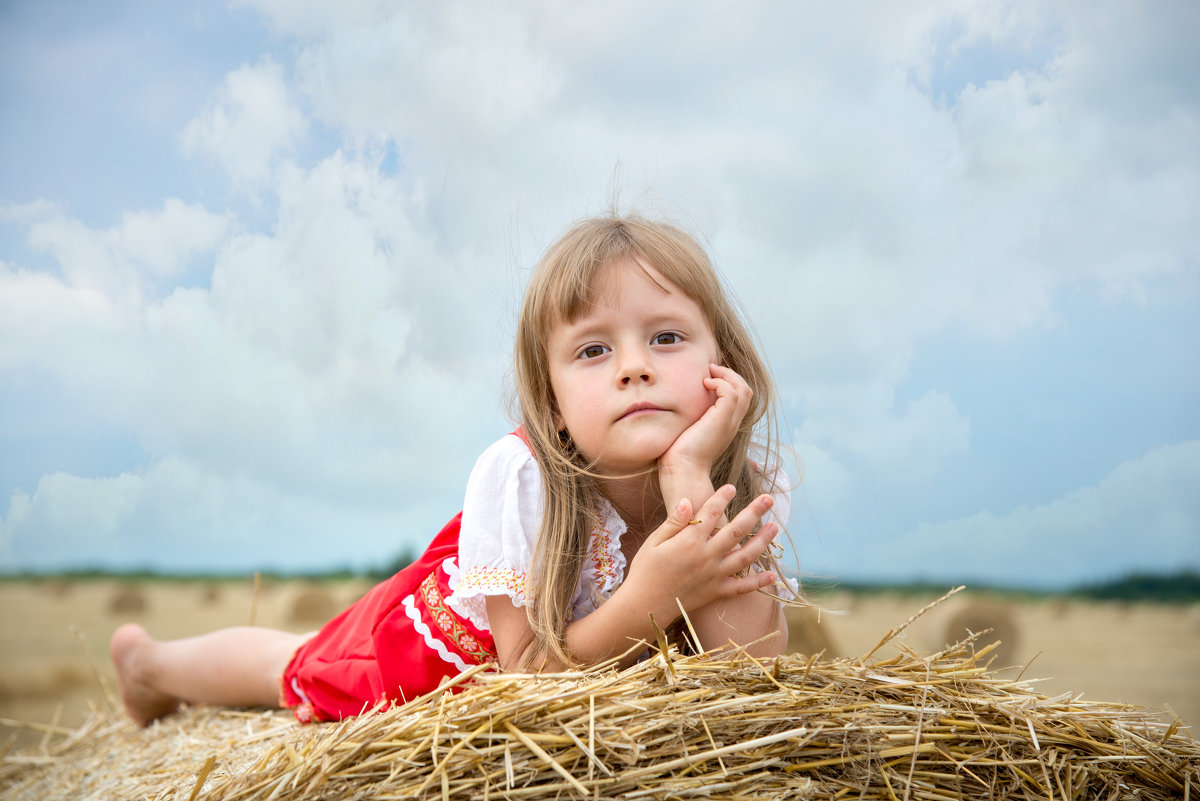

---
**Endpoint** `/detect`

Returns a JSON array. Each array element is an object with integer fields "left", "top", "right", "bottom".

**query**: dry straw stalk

[{"left": 3, "top": 616, "right": 1198, "bottom": 799}]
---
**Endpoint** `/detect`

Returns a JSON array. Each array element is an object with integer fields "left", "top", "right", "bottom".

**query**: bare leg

[{"left": 110, "top": 623, "right": 310, "bottom": 727}]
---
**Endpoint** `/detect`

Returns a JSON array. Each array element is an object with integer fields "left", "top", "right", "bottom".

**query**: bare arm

[
  {"left": 655, "top": 363, "right": 787, "bottom": 657},
  {"left": 486, "top": 487, "right": 781, "bottom": 671}
]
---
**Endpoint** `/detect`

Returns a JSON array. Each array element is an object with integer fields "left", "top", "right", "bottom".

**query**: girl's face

[{"left": 546, "top": 257, "right": 720, "bottom": 473}]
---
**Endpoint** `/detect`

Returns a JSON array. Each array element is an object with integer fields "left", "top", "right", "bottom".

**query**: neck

[{"left": 597, "top": 471, "right": 665, "bottom": 538}]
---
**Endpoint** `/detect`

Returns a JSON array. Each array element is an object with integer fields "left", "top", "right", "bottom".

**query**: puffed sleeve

[{"left": 445, "top": 434, "right": 543, "bottom": 631}]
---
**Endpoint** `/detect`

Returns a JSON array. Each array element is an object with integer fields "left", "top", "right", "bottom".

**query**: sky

[{"left": 1, "top": 0, "right": 1197, "bottom": 589}]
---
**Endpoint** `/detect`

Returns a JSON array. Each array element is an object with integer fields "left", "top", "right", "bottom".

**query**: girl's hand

[
  {"left": 659, "top": 363, "right": 752, "bottom": 481},
  {"left": 625, "top": 485, "right": 779, "bottom": 618}
]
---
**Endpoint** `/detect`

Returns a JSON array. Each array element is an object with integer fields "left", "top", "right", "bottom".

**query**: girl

[{"left": 110, "top": 214, "right": 795, "bottom": 727}]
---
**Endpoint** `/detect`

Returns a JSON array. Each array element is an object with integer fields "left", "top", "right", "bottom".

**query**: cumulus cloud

[
  {"left": 292, "top": 4, "right": 562, "bottom": 152},
  {"left": 181, "top": 57, "right": 308, "bottom": 187},
  {"left": 5, "top": 198, "right": 227, "bottom": 300},
  {"left": 2, "top": 1, "right": 1196, "bottom": 578},
  {"left": 862, "top": 441, "right": 1200, "bottom": 587},
  {"left": 0, "top": 456, "right": 427, "bottom": 572},
  {"left": 796, "top": 385, "right": 971, "bottom": 484},
  {"left": 1, "top": 151, "right": 513, "bottom": 572}
]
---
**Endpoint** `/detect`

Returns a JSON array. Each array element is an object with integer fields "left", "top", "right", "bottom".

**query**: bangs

[{"left": 533, "top": 217, "right": 718, "bottom": 329}]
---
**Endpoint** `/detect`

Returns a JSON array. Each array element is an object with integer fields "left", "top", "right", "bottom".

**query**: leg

[{"left": 110, "top": 623, "right": 309, "bottom": 727}]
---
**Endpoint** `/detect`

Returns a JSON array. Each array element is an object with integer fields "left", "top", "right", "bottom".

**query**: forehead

[{"left": 554, "top": 256, "right": 676, "bottom": 324}]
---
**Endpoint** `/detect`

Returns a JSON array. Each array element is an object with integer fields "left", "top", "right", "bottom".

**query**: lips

[{"left": 617, "top": 402, "right": 665, "bottom": 421}]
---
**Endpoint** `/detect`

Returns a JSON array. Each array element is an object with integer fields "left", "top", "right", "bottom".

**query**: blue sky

[{"left": 1, "top": 1, "right": 1197, "bottom": 588}]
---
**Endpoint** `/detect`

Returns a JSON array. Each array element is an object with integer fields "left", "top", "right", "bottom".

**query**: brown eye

[
  {"left": 580, "top": 344, "right": 609, "bottom": 359},
  {"left": 653, "top": 332, "right": 682, "bottom": 345}
]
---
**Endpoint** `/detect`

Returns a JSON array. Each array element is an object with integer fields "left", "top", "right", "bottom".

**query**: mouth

[{"left": 617, "top": 402, "right": 665, "bottom": 421}]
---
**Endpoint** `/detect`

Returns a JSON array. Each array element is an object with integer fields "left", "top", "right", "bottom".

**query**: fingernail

[{"left": 676, "top": 500, "right": 688, "bottom": 515}]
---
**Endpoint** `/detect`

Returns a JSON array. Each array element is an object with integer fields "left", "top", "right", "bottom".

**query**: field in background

[{"left": 1, "top": 578, "right": 1197, "bottom": 752}]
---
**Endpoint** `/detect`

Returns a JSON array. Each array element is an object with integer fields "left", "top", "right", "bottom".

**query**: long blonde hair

[{"left": 514, "top": 214, "right": 787, "bottom": 666}]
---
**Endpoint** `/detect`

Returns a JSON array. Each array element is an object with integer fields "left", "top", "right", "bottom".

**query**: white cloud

[
  {"left": 2, "top": 1, "right": 1197, "bottom": 577},
  {"left": 796, "top": 385, "right": 971, "bottom": 484},
  {"left": 293, "top": 4, "right": 562, "bottom": 151},
  {"left": 232, "top": 0, "right": 397, "bottom": 39},
  {"left": 1, "top": 151, "right": 514, "bottom": 572},
  {"left": 0, "top": 456, "right": 430, "bottom": 572},
  {"left": 181, "top": 57, "right": 309, "bottom": 187},
  {"left": 865, "top": 441, "right": 1200, "bottom": 587},
  {"left": 11, "top": 198, "right": 228, "bottom": 301}
]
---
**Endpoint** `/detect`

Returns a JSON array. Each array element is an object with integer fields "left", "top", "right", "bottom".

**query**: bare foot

[{"left": 109, "top": 623, "right": 180, "bottom": 727}]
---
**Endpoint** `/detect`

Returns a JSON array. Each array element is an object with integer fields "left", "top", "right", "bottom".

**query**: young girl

[{"left": 110, "top": 214, "right": 795, "bottom": 726}]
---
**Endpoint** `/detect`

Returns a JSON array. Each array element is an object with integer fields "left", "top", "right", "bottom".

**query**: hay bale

[
  {"left": 288, "top": 586, "right": 337, "bottom": 626},
  {"left": 0, "top": 663, "right": 87, "bottom": 701},
  {"left": 784, "top": 605, "right": 837, "bottom": 657},
  {"left": 39, "top": 579, "right": 74, "bottom": 599},
  {"left": 107, "top": 585, "right": 147, "bottom": 615},
  {"left": 3, "top": 629, "right": 1197, "bottom": 801},
  {"left": 943, "top": 600, "right": 1020, "bottom": 666}
]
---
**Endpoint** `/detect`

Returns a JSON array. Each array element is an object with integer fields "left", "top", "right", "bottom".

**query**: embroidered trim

[
  {"left": 402, "top": 592, "right": 470, "bottom": 673},
  {"left": 587, "top": 504, "right": 619, "bottom": 593},
  {"left": 406, "top": 563, "right": 497, "bottom": 668},
  {"left": 456, "top": 564, "right": 530, "bottom": 600}
]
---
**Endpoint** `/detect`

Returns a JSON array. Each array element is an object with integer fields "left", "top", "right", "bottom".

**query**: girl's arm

[
  {"left": 486, "top": 487, "right": 780, "bottom": 671},
  {"left": 656, "top": 364, "right": 788, "bottom": 657}
]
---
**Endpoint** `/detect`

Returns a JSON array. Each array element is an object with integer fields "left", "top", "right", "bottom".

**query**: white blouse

[{"left": 445, "top": 433, "right": 791, "bottom": 632}]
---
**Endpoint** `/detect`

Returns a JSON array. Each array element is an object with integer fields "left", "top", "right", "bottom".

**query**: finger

[
  {"left": 648, "top": 497, "right": 695, "bottom": 545},
  {"left": 718, "top": 494, "right": 774, "bottom": 548},
  {"left": 690, "top": 484, "right": 736, "bottom": 533},
  {"left": 706, "top": 363, "right": 753, "bottom": 397},
  {"left": 718, "top": 521, "right": 779, "bottom": 575},
  {"left": 718, "top": 568, "right": 779, "bottom": 598}
]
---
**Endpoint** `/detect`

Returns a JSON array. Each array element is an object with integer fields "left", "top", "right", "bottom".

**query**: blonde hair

[{"left": 514, "top": 214, "right": 787, "bottom": 666}]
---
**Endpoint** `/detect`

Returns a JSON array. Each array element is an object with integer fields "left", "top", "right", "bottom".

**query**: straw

[{"left": 3, "top": 610, "right": 1197, "bottom": 800}]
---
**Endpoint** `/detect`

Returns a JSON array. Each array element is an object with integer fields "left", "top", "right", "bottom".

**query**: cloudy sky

[{"left": 1, "top": 1, "right": 1197, "bottom": 589}]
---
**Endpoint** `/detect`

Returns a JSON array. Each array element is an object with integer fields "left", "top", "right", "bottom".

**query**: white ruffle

[{"left": 402, "top": 590, "right": 470, "bottom": 673}]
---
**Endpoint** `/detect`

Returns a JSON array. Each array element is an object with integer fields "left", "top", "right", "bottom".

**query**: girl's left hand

[{"left": 660, "top": 363, "right": 752, "bottom": 477}]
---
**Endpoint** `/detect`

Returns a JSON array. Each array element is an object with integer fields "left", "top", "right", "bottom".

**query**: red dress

[{"left": 279, "top": 513, "right": 499, "bottom": 722}]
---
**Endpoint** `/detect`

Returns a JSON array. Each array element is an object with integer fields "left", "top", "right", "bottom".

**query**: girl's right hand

[{"left": 626, "top": 485, "right": 779, "bottom": 618}]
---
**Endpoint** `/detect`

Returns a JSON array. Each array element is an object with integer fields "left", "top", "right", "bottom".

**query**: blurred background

[{"left": 1, "top": 0, "right": 1197, "bottom": 743}]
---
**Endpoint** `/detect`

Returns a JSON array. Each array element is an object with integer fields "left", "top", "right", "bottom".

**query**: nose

[{"left": 617, "top": 345, "right": 655, "bottom": 386}]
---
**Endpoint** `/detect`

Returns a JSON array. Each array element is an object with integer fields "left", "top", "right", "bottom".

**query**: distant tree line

[
  {"left": 817, "top": 570, "right": 1200, "bottom": 603},
  {"left": 4, "top": 566, "right": 1198, "bottom": 602},
  {"left": 1071, "top": 570, "right": 1200, "bottom": 603}
]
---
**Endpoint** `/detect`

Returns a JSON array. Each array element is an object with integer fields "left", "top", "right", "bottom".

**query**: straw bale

[
  {"left": 784, "top": 605, "right": 837, "bottom": 657},
  {"left": 3, "top": 630, "right": 1197, "bottom": 801},
  {"left": 107, "top": 585, "right": 148, "bottom": 615},
  {"left": 288, "top": 586, "right": 338, "bottom": 626},
  {"left": 943, "top": 601, "right": 1020, "bottom": 666},
  {"left": 199, "top": 583, "right": 222, "bottom": 606}
]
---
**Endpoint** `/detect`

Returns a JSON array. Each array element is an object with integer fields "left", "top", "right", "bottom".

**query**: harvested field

[
  {"left": 3, "top": 609, "right": 1198, "bottom": 799},
  {"left": 1, "top": 580, "right": 1197, "bottom": 799}
]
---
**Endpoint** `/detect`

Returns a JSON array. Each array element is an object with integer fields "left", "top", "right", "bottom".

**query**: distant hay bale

[
  {"left": 943, "top": 600, "right": 1020, "bottom": 666},
  {"left": 0, "top": 662, "right": 87, "bottom": 701},
  {"left": 288, "top": 586, "right": 337, "bottom": 626},
  {"left": 784, "top": 605, "right": 837, "bottom": 657},
  {"left": 198, "top": 583, "right": 221, "bottom": 606},
  {"left": 107, "top": 585, "right": 147, "bottom": 615},
  {"left": 40, "top": 578, "right": 74, "bottom": 599},
  {"left": 2, "top": 635, "right": 1197, "bottom": 801}
]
